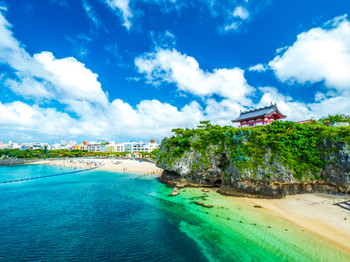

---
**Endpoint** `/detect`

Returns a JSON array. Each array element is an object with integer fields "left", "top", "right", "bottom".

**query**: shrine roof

[{"left": 232, "top": 103, "right": 286, "bottom": 122}]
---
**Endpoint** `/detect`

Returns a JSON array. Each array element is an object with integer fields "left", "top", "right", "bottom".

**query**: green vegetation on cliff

[
  {"left": 318, "top": 114, "right": 350, "bottom": 124},
  {"left": 158, "top": 119, "right": 350, "bottom": 181}
]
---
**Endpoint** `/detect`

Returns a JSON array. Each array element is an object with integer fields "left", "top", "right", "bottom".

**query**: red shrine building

[{"left": 232, "top": 103, "right": 286, "bottom": 127}]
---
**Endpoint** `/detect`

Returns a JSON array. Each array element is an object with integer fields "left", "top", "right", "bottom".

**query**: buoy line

[{"left": 0, "top": 165, "right": 104, "bottom": 185}]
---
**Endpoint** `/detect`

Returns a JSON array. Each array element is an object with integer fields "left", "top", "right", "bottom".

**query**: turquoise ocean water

[{"left": 0, "top": 164, "right": 349, "bottom": 261}]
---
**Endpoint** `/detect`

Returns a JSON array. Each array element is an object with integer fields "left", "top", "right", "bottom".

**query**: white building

[
  {"left": 120, "top": 140, "right": 158, "bottom": 153},
  {"left": 81, "top": 141, "right": 102, "bottom": 152},
  {"left": 60, "top": 139, "right": 77, "bottom": 150},
  {"left": 104, "top": 143, "right": 124, "bottom": 153},
  {"left": 0, "top": 142, "right": 9, "bottom": 150},
  {"left": 7, "top": 141, "right": 21, "bottom": 150},
  {"left": 128, "top": 141, "right": 158, "bottom": 153},
  {"left": 102, "top": 140, "right": 159, "bottom": 154},
  {"left": 80, "top": 140, "right": 158, "bottom": 154},
  {"left": 19, "top": 142, "right": 51, "bottom": 151}
]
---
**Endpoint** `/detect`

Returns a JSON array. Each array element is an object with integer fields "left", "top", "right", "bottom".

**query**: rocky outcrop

[
  {"left": 157, "top": 138, "right": 350, "bottom": 198},
  {"left": 218, "top": 180, "right": 350, "bottom": 199},
  {"left": 169, "top": 187, "right": 180, "bottom": 196}
]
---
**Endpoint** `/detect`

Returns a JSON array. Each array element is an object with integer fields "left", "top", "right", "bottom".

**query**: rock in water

[
  {"left": 194, "top": 201, "right": 214, "bottom": 208},
  {"left": 169, "top": 187, "right": 179, "bottom": 196}
]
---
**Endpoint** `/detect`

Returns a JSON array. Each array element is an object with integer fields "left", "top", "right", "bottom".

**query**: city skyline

[
  {"left": 0, "top": 0, "right": 350, "bottom": 143},
  {"left": 1, "top": 139, "right": 159, "bottom": 154}
]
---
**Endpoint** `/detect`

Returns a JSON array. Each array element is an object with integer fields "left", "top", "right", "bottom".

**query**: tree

[
  {"left": 318, "top": 114, "right": 350, "bottom": 124},
  {"left": 150, "top": 148, "right": 160, "bottom": 159},
  {"left": 197, "top": 120, "right": 212, "bottom": 129}
]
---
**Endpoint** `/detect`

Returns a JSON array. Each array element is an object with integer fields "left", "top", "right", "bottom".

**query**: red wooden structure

[{"left": 232, "top": 103, "right": 286, "bottom": 127}]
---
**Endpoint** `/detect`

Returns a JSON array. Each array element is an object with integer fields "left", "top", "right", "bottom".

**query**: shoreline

[
  {"left": 203, "top": 187, "right": 350, "bottom": 254},
  {"left": 31, "top": 159, "right": 163, "bottom": 175},
  {"left": 247, "top": 193, "right": 350, "bottom": 254}
]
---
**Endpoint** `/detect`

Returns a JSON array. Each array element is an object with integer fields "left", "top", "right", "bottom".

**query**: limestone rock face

[
  {"left": 320, "top": 142, "right": 350, "bottom": 185},
  {"left": 157, "top": 145, "right": 224, "bottom": 187},
  {"left": 157, "top": 138, "right": 350, "bottom": 198}
]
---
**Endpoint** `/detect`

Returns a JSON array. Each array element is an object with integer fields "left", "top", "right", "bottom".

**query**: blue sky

[{"left": 1, "top": 0, "right": 350, "bottom": 143}]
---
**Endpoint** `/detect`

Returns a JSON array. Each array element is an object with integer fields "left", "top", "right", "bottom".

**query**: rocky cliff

[{"left": 156, "top": 121, "right": 350, "bottom": 198}]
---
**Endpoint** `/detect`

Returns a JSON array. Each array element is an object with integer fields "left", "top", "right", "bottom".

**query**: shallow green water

[
  {"left": 0, "top": 165, "right": 349, "bottom": 261},
  {"left": 153, "top": 187, "right": 350, "bottom": 262}
]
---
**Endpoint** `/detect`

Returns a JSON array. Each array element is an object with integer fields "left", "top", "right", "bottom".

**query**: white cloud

[
  {"left": 275, "top": 46, "right": 288, "bottom": 54},
  {"left": 258, "top": 87, "right": 314, "bottom": 121},
  {"left": 66, "top": 33, "right": 92, "bottom": 57},
  {"left": 308, "top": 95, "right": 350, "bottom": 117},
  {"left": 204, "top": 98, "right": 244, "bottom": 126},
  {"left": 33, "top": 51, "right": 108, "bottom": 106},
  {"left": 0, "top": 101, "right": 79, "bottom": 135},
  {"left": 0, "top": 10, "right": 206, "bottom": 141},
  {"left": 108, "top": 99, "right": 204, "bottom": 137},
  {"left": 106, "top": 0, "right": 133, "bottom": 29},
  {"left": 5, "top": 77, "right": 53, "bottom": 100},
  {"left": 258, "top": 86, "right": 350, "bottom": 121},
  {"left": 102, "top": 1, "right": 255, "bottom": 32},
  {"left": 82, "top": 0, "right": 103, "bottom": 29},
  {"left": 150, "top": 30, "right": 177, "bottom": 49},
  {"left": 135, "top": 48, "right": 254, "bottom": 103},
  {"left": 221, "top": 5, "right": 251, "bottom": 32},
  {"left": 223, "top": 22, "right": 240, "bottom": 32},
  {"left": 269, "top": 15, "right": 350, "bottom": 93},
  {"left": 248, "top": 63, "right": 268, "bottom": 72},
  {"left": 233, "top": 6, "right": 249, "bottom": 20},
  {"left": 126, "top": 76, "right": 141, "bottom": 82},
  {"left": 255, "top": 15, "right": 350, "bottom": 121},
  {"left": 0, "top": 7, "right": 108, "bottom": 108},
  {"left": 0, "top": 10, "right": 41, "bottom": 75},
  {"left": 4, "top": 8, "right": 349, "bottom": 143},
  {"left": 1, "top": 11, "right": 237, "bottom": 142}
]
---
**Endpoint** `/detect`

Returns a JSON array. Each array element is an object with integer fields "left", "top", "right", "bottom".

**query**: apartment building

[{"left": 101, "top": 140, "right": 158, "bottom": 154}]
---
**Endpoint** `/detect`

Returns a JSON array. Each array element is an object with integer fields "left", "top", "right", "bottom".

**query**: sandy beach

[
  {"left": 32, "top": 158, "right": 163, "bottom": 175},
  {"left": 231, "top": 192, "right": 350, "bottom": 253},
  {"left": 190, "top": 187, "right": 350, "bottom": 254}
]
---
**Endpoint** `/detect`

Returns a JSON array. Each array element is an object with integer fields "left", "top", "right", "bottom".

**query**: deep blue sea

[{"left": 0, "top": 164, "right": 349, "bottom": 261}]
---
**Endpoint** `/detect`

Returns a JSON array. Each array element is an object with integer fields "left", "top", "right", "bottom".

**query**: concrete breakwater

[{"left": 0, "top": 159, "right": 40, "bottom": 166}]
